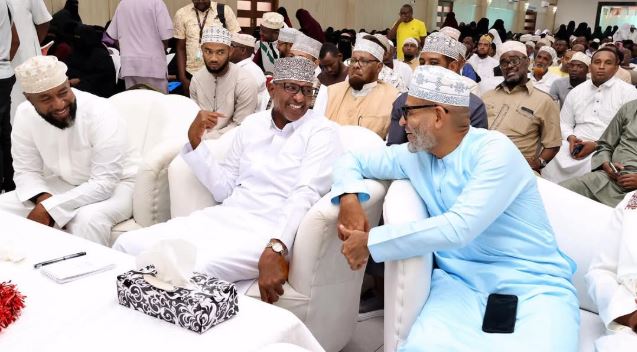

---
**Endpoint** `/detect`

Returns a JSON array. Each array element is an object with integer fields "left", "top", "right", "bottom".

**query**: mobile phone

[
  {"left": 571, "top": 144, "right": 584, "bottom": 157},
  {"left": 609, "top": 162, "right": 619, "bottom": 174},
  {"left": 482, "top": 293, "right": 518, "bottom": 334}
]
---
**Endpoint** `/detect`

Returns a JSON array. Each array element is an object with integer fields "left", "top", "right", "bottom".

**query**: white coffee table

[{"left": 0, "top": 212, "right": 324, "bottom": 352}]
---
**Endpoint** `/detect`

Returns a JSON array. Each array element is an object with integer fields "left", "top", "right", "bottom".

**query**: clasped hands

[
  {"left": 337, "top": 194, "right": 371, "bottom": 271},
  {"left": 27, "top": 193, "right": 54, "bottom": 227}
]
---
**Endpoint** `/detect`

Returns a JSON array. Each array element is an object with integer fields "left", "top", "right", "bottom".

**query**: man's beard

[
  {"left": 407, "top": 127, "right": 437, "bottom": 153},
  {"left": 205, "top": 59, "right": 229, "bottom": 74},
  {"left": 349, "top": 76, "right": 366, "bottom": 90},
  {"left": 38, "top": 100, "right": 77, "bottom": 129},
  {"left": 404, "top": 53, "right": 415, "bottom": 61}
]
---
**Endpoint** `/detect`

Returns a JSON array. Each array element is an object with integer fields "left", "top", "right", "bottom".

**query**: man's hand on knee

[
  {"left": 258, "top": 239, "right": 289, "bottom": 304},
  {"left": 337, "top": 193, "right": 369, "bottom": 241}
]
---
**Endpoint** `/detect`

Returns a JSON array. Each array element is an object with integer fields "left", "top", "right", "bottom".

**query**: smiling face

[
  {"left": 25, "top": 80, "right": 77, "bottom": 129},
  {"left": 400, "top": 95, "right": 438, "bottom": 153},
  {"left": 268, "top": 79, "right": 313, "bottom": 122},
  {"left": 499, "top": 51, "right": 529, "bottom": 86}
]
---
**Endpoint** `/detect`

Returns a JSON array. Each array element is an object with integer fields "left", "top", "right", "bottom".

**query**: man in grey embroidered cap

[
  {"left": 289, "top": 33, "right": 322, "bottom": 75},
  {"left": 276, "top": 27, "right": 299, "bottom": 59},
  {"left": 190, "top": 26, "right": 258, "bottom": 138},
  {"left": 114, "top": 57, "right": 342, "bottom": 304},
  {"left": 313, "top": 35, "right": 400, "bottom": 139},
  {"left": 330, "top": 64, "right": 579, "bottom": 351},
  {"left": 0, "top": 56, "right": 138, "bottom": 246}
]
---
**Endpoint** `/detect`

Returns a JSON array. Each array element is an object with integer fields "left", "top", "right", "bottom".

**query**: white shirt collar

[{"left": 351, "top": 81, "right": 378, "bottom": 97}]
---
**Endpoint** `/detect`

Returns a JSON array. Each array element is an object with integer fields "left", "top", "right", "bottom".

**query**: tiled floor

[{"left": 341, "top": 316, "right": 384, "bottom": 352}]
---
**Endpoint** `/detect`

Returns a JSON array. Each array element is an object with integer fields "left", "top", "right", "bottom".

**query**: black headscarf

[
  {"left": 476, "top": 18, "right": 489, "bottom": 36},
  {"left": 490, "top": 19, "right": 506, "bottom": 43}
]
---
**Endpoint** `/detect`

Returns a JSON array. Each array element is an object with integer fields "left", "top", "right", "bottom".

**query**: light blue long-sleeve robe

[{"left": 331, "top": 127, "right": 580, "bottom": 351}]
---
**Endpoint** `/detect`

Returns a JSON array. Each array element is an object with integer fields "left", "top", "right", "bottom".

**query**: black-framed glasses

[
  {"left": 400, "top": 104, "right": 448, "bottom": 119},
  {"left": 276, "top": 82, "right": 318, "bottom": 97},
  {"left": 499, "top": 57, "right": 524, "bottom": 69},
  {"left": 349, "top": 58, "right": 379, "bottom": 67}
]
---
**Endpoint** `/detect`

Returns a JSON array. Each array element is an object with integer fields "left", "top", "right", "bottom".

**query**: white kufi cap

[
  {"left": 278, "top": 28, "right": 299, "bottom": 44},
  {"left": 261, "top": 12, "right": 284, "bottom": 29},
  {"left": 15, "top": 56, "right": 68, "bottom": 94},
  {"left": 231, "top": 32, "right": 256, "bottom": 48},
  {"left": 353, "top": 38, "right": 385, "bottom": 62},
  {"left": 571, "top": 52, "right": 591, "bottom": 66},
  {"left": 500, "top": 41, "right": 528, "bottom": 57}
]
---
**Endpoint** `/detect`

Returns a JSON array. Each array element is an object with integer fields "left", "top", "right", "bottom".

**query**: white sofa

[
  {"left": 167, "top": 125, "right": 389, "bottom": 352},
  {"left": 107, "top": 90, "right": 199, "bottom": 246},
  {"left": 383, "top": 177, "right": 612, "bottom": 352}
]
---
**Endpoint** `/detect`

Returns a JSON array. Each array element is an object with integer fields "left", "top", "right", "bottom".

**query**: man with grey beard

[{"left": 329, "top": 64, "right": 579, "bottom": 351}]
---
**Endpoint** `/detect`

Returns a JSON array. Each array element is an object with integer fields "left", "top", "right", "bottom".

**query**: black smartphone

[
  {"left": 571, "top": 144, "right": 584, "bottom": 157},
  {"left": 482, "top": 293, "right": 518, "bottom": 334}
]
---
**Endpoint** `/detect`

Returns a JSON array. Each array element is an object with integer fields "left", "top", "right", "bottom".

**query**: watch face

[{"left": 272, "top": 242, "right": 283, "bottom": 253}]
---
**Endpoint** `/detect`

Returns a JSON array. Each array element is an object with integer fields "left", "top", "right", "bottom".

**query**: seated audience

[
  {"left": 332, "top": 65, "right": 579, "bottom": 351},
  {"left": 0, "top": 56, "right": 138, "bottom": 245},
  {"left": 401, "top": 37, "right": 420, "bottom": 71},
  {"left": 253, "top": 12, "right": 284, "bottom": 74},
  {"left": 114, "top": 58, "right": 342, "bottom": 303},
  {"left": 549, "top": 51, "right": 588, "bottom": 108},
  {"left": 276, "top": 27, "right": 299, "bottom": 58},
  {"left": 561, "top": 100, "right": 637, "bottom": 207},
  {"left": 229, "top": 32, "right": 269, "bottom": 112},
  {"left": 483, "top": 41, "right": 561, "bottom": 173},
  {"left": 529, "top": 46, "right": 560, "bottom": 94},
  {"left": 313, "top": 36, "right": 400, "bottom": 139},
  {"left": 190, "top": 27, "right": 258, "bottom": 138},
  {"left": 586, "top": 191, "right": 637, "bottom": 350},
  {"left": 317, "top": 43, "right": 348, "bottom": 86},
  {"left": 467, "top": 35, "right": 499, "bottom": 82},
  {"left": 544, "top": 48, "right": 637, "bottom": 184},
  {"left": 548, "top": 48, "right": 572, "bottom": 78}
]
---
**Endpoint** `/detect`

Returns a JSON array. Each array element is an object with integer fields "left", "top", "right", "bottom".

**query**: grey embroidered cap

[
  {"left": 278, "top": 28, "right": 299, "bottom": 44},
  {"left": 291, "top": 34, "right": 322, "bottom": 59},
  {"left": 408, "top": 65, "right": 471, "bottom": 107},
  {"left": 272, "top": 57, "right": 316, "bottom": 83},
  {"left": 201, "top": 26, "right": 231, "bottom": 46},
  {"left": 422, "top": 32, "right": 464, "bottom": 61}
]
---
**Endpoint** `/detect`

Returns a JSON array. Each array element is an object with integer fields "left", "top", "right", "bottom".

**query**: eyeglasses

[
  {"left": 499, "top": 57, "right": 524, "bottom": 69},
  {"left": 400, "top": 104, "right": 448, "bottom": 119},
  {"left": 349, "top": 58, "right": 379, "bottom": 67},
  {"left": 276, "top": 82, "right": 318, "bottom": 97}
]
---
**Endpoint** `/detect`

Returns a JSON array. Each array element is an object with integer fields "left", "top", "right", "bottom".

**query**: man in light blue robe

[{"left": 331, "top": 64, "right": 580, "bottom": 351}]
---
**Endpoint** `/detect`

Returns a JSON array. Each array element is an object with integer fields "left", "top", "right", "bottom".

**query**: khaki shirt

[
  {"left": 173, "top": 3, "right": 240, "bottom": 75},
  {"left": 483, "top": 81, "right": 561, "bottom": 160}
]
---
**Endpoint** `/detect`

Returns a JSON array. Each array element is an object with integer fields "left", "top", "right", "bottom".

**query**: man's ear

[{"left": 448, "top": 60, "right": 460, "bottom": 72}]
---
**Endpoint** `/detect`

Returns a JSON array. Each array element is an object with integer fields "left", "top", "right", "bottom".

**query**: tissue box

[{"left": 116, "top": 265, "right": 238, "bottom": 333}]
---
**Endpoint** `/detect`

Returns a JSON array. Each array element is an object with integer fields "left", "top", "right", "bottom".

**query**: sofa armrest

[
  {"left": 133, "top": 140, "right": 185, "bottom": 227},
  {"left": 167, "top": 153, "right": 218, "bottom": 218},
  {"left": 382, "top": 180, "right": 434, "bottom": 352}
]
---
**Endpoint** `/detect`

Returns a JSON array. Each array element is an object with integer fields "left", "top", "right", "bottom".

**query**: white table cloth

[{"left": 0, "top": 212, "right": 323, "bottom": 352}]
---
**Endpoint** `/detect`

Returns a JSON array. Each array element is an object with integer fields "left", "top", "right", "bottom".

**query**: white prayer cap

[
  {"left": 519, "top": 34, "right": 533, "bottom": 43},
  {"left": 278, "top": 27, "right": 299, "bottom": 44},
  {"left": 272, "top": 57, "right": 316, "bottom": 83},
  {"left": 500, "top": 41, "right": 528, "bottom": 57},
  {"left": 531, "top": 35, "right": 541, "bottom": 42},
  {"left": 353, "top": 38, "right": 385, "bottom": 62},
  {"left": 231, "top": 32, "right": 256, "bottom": 48},
  {"left": 373, "top": 34, "right": 392, "bottom": 52},
  {"left": 545, "top": 35, "right": 556, "bottom": 44},
  {"left": 356, "top": 32, "right": 368, "bottom": 42},
  {"left": 261, "top": 12, "right": 284, "bottom": 29},
  {"left": 440, "top": 27, "right": 461, "bottom": 41},
  {"left": 408, "top": 65, "right": 471, "bottom": 107},
  {"left": 291, "top": 34, "right": 322, "bottom": 60},
  {"left": 403, "top": 37, "right": 419, "bottom": 46},
  {"left": 571, "top": 52, "right": 591, "bottom": 66},
  {"left": 525, "top": 41, "right": 535, "bottom": 48},
  {"left": 201, "top": 26, "right": 231, "bottom": 46},
  {"left": 537, "top": 38, "right": 552, "bottom": 47},
  {"left": 538, "top": 46, "right": 557, "bottom": 62},
  {"left": 15, "top": 56, "right": 68, "bottom": 94},
  {"left": 421, "top": 32, "right": 463, "bottom": 61}
]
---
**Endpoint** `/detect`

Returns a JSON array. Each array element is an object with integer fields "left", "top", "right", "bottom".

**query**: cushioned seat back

[{"left": 536, "top": 177, "right": 614, "bottom": 313}]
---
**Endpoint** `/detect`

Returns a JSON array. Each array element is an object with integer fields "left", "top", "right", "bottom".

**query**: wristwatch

[
  {"left": 266, "top": 239, "right": 288, "bottom": 256},
  {"left": 538, "top": 157, "right": 548, "bottom": 169}
]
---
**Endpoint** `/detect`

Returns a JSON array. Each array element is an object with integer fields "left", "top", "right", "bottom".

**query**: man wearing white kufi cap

[
  {"left": 483, "top": 41, "right": 562, "bottom": 174},
  {"left": 313, "top": 35, "right": 400, "bottom": 139},
  {"left": 331, "top": 64, "right": 579, "bottom": 351},
  {"left": 373, "top": 33, "right": 407, "bottom": 93},
  {"left": 529, "top": 45, "right": 560, "bottom": 94},
  {"left": 190, "top": 26, "right": 259, "bottom": 138},
  {"left": 229, "top": 32, "right": 269, "bottom": 112},
  {"left": 0, "top": 56, "right": 138, "bottom": 245},
  {"left": 276, "top": 27, "right": 299, "bottom": 58},
  {"left": 114, "top": 57, "right": 342, "bottom": 303},
  {"left": 544, "top": 47, "right": 637, "bottom": 185},
  {"left": 401, "top": 37, "right": 420, "bottom": 71},
  {"left": 549, "top": 51, "right": 586, "bottom": 108},
  {"left": 253, "top": 12, "right": 284, "bottom": 74}
]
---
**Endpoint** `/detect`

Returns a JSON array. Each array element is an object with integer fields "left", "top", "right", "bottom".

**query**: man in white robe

[
  {"left": 229, "top": 32, "right": 269, "bottom": 112},
  {"left": 0, "top": 56, "right": 138, "bottom": 246},
  {"left": 114, "top": 57, "right": 342, "bottom": 303},
  {"left": 586, "top": 191, "right": 637, "bottom": 351},
  {"left": 543, "top": 47, "right": 637, "bottom": 184},
  {"left": 467, "top": 35, "right": 498, "bottom": 83},
  {"left": 529, "top": 46, "right": 560, "bottom": 94}
]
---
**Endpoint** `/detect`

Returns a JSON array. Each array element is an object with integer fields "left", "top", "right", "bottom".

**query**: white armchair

[
  {"left": 167, "top": 125, "right": 388, "bottom": 352},
  {"left": 383, "top": 178, "right": 613, "bottom": 352},
  {"left": 107, "top": 90, "right": 199, "bottom": 246}
]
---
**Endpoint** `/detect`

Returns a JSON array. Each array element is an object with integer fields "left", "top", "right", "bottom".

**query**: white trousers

[
  {"left": 0, "top": 177, "right": 135, "bottom": 246},
  {"left": 543, "top": 140, "right": 593, "bottom": 184}
]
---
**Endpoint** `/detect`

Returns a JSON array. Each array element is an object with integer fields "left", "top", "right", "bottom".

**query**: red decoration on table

[{"left": 0, "top": 281, "right": 26, "bottom": 332}]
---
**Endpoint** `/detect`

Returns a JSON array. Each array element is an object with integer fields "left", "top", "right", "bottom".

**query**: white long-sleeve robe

[
  {"left": 114, "top": 109, "right": 342, "bottom": 283},
  {"left": 0, "top": 88, "right": 138, "bottom": 245}
]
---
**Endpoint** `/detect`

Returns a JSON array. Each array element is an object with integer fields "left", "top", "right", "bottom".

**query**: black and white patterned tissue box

[{"left": 116, "top": 265, "right": 239, "bottom": 333}]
